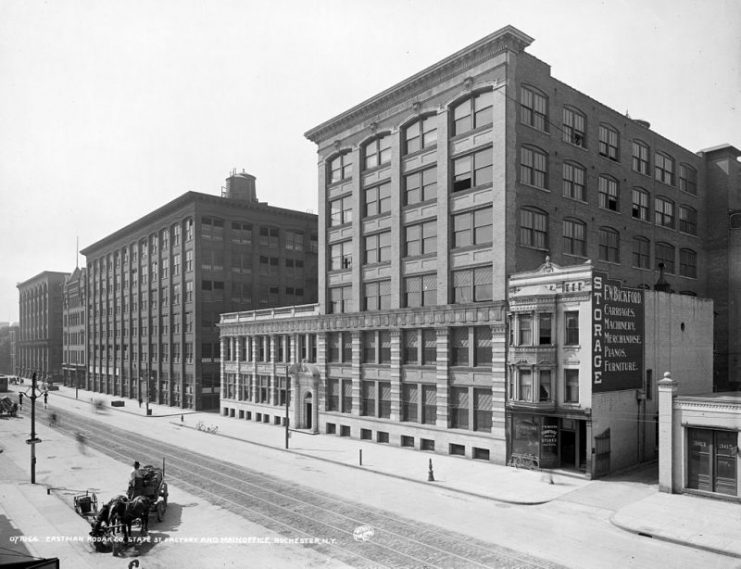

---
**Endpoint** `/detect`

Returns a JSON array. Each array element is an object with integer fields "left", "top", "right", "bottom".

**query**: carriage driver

[{"left": 128, "top": 461, "right": 143, "bottom": 499}]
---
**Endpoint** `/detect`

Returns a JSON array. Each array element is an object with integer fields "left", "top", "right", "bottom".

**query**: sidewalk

[{"left": 17, "top": 384, "right": 741, "bottom": 559}]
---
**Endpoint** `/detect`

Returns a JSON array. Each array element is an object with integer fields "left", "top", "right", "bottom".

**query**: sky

[{"left": 0, "top": 0, "right": 739, "bottom": 323}]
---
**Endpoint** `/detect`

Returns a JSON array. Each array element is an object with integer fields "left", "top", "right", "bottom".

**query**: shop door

[{"left": 687, "top": 428, "right": 738, "bottom": 495}]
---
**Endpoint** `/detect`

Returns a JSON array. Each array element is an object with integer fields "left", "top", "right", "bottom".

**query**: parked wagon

[
  {"left": 73, "top": 490, "right": 119, "bottom": 553},
  {"left": 0, "top": 396, "right": 18, "bottom": 417},
  {"left": 129, "top": 460, "right": 169, "bottom": 522}
]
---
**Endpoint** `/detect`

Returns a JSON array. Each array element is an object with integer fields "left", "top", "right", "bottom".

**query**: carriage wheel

[{"left": 156, "top": 500, "right": 166, "bottom": 522}]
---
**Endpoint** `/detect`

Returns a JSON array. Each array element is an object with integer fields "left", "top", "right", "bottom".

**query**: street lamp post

[{"left": 285, "top": 375, "right": 290, "bottom": 449}]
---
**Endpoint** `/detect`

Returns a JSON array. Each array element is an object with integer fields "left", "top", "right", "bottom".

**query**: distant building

[
  {"left": 62, "top": 267, "right": 87, "bottom": 390},
  {"left": 80, "top": 172, "right": 318, "bottom": 410},
  {"left": 17, "top": 271, "right": 69, "bottom": 383},
  {"left": 8, "top": 323, "right": 19, "bottom": 377}
]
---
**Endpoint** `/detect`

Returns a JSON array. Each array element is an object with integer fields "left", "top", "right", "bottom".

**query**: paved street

[{"left": 2, "top": 386, "right": 740, "bottom": 568}]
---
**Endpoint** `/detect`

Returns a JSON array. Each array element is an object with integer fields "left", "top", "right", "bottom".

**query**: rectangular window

[
  {"left": 565, "top": 369, "right": 579, "bottom": 403},
  {"left": 405, "top": 220, "right": 437, "bottom": 257},
  {"left": 539, "top": 369, "right": 552, "bottom": 402},
  {"left": 450, "top": 328, "right": 469, "bottom": 366},
  {"left": 404, "top": 167, "right": 437, "bottom": 205},
  {"left": 363, "top": 280, "right": 391, "bottom": 311},
  {"left": 452, "top": 267, "right": 492, "bottom": 304},
  {"left": 362, "top": 331, "right": 376, "bottom": 364},
  {"left": 453, "top": 207, "right": 492, "bottom": 248},
  {"left": 329, "top": 154, "right": 352, "bottom": 184},
  {"left": 598, "top": 228, "right": 620, "bottom": 263},
  {"left": 327, "top": 332, "right": 341, "bottom": 363},
  {"left": 364, "top": 182, "right": 392, "bottom": 217},
  {"left": 518, "top": 314, "right": 532, "bottom": 345},
  {"left": 474, "top": 388, "right": 492, "bottom": 432},
  {"left": 405, "top": 115, "right": 438, "bottom": 154},
  {"left": 518, "top": 369, "right": 533, "bottom": 402},
  {"left": 379, "top": 331, "right": 391, "bottom": 363},
  {"left": 326, "top": 378, "right": 339, "bottom": 411},
  {"left": 330, "top": 241, "right": 352, "bottom": 271},
  {"left": 402, "top": 383, "right": 418, "bottom": 422},
  {"left": 422, "top": 385, "right": 436, "bottom": 425},
  {"left": 452, "top": 148, "right": 493, "bottom": 192},
  {"left": 364, "top": 232, "right": 391, "bottom": 264},
  {"left": 656, "top": 243, "right": 676, "bottom": 274},
  {"left": 474, "top": 326, "right": 491, "bottom": 366},
  {"left": 449, "top": 387, "right": 469, "bottom": 430},
  {"left": 361, "top": 381, "right": 375, "bottom": 416},
  {"left": 422, "top": 329, "right": 436, "bottom": 364},
  {"left": 329, "top": 195, "right": 353, "bottom": 226},
  {"left": 539, "top": 313, "right": 552, "bottom": 345},
  {"left": 564, "top": 311, "right": 579, "bottom": 345},
  {"left": 328, "top": 286, "right": 352, "bottom": 314},
  {"left": 341, "top": 379, "right": 353, "bottom": 413},
  {"left": 379, "top": 382, "right": 391, "bottom": 419},
  {"left": 402, "top": 330, "right": 419, "bottom": 364},
  {"left": 403, "top": 274, "right": 437, "bottom": 308}
]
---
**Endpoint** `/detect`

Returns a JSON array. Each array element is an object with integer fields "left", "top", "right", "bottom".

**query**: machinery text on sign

[{"left": 592, "top": 272, "right": 644, "bottom": 392}]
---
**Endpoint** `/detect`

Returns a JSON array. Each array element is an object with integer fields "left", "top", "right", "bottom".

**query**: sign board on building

[{"left": 592, "top": 272, "right": 644, "bottom": 392}]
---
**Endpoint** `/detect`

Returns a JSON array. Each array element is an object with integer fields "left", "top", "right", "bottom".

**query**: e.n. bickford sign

[{"left": 592, "top": 272, "right": 644, "bottom": 392}]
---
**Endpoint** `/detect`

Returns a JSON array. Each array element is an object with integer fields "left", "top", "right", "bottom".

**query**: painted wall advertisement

[{"left": 592, "top": 272, "right": 644, "bottom": 392}]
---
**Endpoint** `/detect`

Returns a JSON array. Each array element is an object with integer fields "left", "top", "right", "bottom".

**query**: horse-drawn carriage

[
  {"left": 73, "top": 459, "right": 168, "bottom": 555},
  {"left": 0, "top": 396, "right": 18, "bottom": 417}
]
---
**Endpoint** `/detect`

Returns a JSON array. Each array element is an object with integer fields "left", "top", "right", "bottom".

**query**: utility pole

[{"left": 27, "top": 372, "right": 42, "bottom": 484}]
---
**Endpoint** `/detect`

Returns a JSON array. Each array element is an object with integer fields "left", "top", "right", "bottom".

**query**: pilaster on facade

[
  {"left": 388, "top": 329, "right": 402, "bottom": 422},
  {"left": 435, "top": 326, "right": 450, "bottom": 429},
  {"left": 435, "top": 108, "right": 451, "bottom": 303}
]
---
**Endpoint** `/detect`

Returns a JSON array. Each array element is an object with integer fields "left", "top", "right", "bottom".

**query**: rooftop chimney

[{"left": 225, "top": 171, "right": 258, "bottom": 202}]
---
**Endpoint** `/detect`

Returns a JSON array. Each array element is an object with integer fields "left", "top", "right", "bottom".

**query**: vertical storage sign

[{"left": 592, "top": 272, "right": 644, "bottom": 392}]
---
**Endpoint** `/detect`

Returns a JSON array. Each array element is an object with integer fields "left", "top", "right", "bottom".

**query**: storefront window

[{"left": 687, "top": 428, "right": 737, "bottom": 496}]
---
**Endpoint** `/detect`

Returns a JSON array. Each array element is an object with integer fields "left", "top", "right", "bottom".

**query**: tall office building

[
  {"left": 81, "top": 172, "right": 318, "bottom": 410},
  {"left": 219, "top": 26, "right": 739, "bottom": 471},
  {"left": 17, "top": 271, "right": 69, "bottom": 383}
]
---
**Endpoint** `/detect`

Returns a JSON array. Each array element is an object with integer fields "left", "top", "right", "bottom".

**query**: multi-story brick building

[
  {"left": 80, "top": 172, "right": 318, "bottom": 410},
  {"left": 218, "top": 25, "right": 739, "bottom": 470},
  {"left": 17, "top": 271, "right": 69, "bottom": 383},
  {"left": 62, "top": 267, "right": 87, "bottom": 392}
]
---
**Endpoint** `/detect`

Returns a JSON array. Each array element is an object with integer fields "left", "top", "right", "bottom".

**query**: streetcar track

[{"left": 55, "top": 410, "right": 566, "bottom": 569}]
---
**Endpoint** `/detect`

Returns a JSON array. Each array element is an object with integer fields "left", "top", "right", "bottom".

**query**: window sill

[
  {"left": 402, "top": 144, "right": 438, "bottom": 161},
  {"left": 451, "top": 182, "right": 494, "bottom": 196},
  {"left": 519, "top": 122, "right": 550, "bottom": 136},
  {"left": 518, "top": 182, "right": 550, "bottom": 193}
]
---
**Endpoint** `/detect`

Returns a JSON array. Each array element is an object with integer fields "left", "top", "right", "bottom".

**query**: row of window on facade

[
  {"left": 327, "top": 88, "right": 698, "bottom": 194},
  {"left": 87, "top": 217, "right": 316, "bottom": 280},
  {"left": 521, "top": 208, "right": 698, "bottom": 277},
  {"left": 224, "top": 372, "right": 492, "bottom": 433},
  {"left": 329, "top": 149, "right": 697, "bottom": 232}
]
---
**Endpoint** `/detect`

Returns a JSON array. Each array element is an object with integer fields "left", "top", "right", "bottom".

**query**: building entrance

[{"left": 304, "top": 392, "right": 313, "bottom": 430}]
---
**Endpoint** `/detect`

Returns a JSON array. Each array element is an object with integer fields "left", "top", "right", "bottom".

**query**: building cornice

[{"left": 304, "top": 26, "right": 533, "bottom": 145}]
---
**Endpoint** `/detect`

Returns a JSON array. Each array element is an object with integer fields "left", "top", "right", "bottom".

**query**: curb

[
  {"left": 172, "top": 421, "right": 552, "bottom": 506},
  {"left": 609, "top": 514, "right": 741, "bottom": 560}
]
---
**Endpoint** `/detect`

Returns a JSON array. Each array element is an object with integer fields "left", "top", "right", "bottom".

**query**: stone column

[
  {"left": 658, "top": 371, "right": 677, "bottom": 493},
  {"left": 219, "top": 336, "right": 226, "bottom": 401},
  {"left": 435, "top": 327, "right": 449, "bottom": 428},
  {"left": 389, "top": 329, "right": 401, "bottom": 421}
]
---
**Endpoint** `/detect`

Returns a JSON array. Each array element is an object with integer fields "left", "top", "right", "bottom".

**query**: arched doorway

[{"left": 304, "top": 392, "right": 313, "bottom": 430}]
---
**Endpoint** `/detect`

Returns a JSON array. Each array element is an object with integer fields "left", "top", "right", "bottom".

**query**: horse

[
  {"left": 113, "top": 495, "right": 152, "bottom": 544},
  {"left": 91, "top": 495, "right": 128, "bottom": 538}
]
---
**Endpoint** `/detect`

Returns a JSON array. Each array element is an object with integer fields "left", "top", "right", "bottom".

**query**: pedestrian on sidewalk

[
  {"left": 138, "top": 396, "right": 142, "bottom": 408},
  {"left": 76, "top": 431, "right": 87, "bottom": 455},
  {"left": 18, "top": 392, "right": 23, "bottom": 409},
  {"left": 43, "top": 391, "right": 48, "bottom": 409}
]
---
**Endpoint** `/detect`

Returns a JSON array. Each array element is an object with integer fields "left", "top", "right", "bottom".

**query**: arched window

[
  {"left": 679, "top": 164, "right": 697, "bottom": 194},
  {"left": 404, "top": 115, "right": 438, "bottom": 154},
  {"left": 520, "top": 85, "right": 548, "bottom": 131},
  {"left": 598, "top": 227, "right": 620, "bottom": 263},
  {"left": 562, "top": 161, "right": 586, "bottom": 201},
  {"left": 655, "top": 242, "right": 676, "bottom": 273},
  {"left": 452, "top": 91, "right": 493, "bottom": 137},
  {"left": 655, "top": 152, "right": 675, "bottom": 185},
  {"left": 598, "top": 175, "right": 619, "bottom": 211},
  {"left": 632, "top": 236, "right": 650, "bottom": 269},
  {"left": 655, "top": 197, "right": 675, "bottom": 228},
  {"left": 562, "top": 106, "right": 586, "bottom": 147},
  {"left": 679, "top": 248, "right": 697, "bottom": 278},
  {"left": 519, "top": 207, "right": 548, "bottom": 249},
  {"left": 520, "top": 146, "right": 548, "bottom": 189},
  {"left": 598, "top": 123, "right": 620, "bottom": 161},
  {"left": 632, "top": 188, "right": 650, "bottom": 221},
  {"left": 562, "top": 218, "right": 587, "bottom": 256},
  {"left": 679, "top": 205, "right": 697, "bottom": 235}
]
